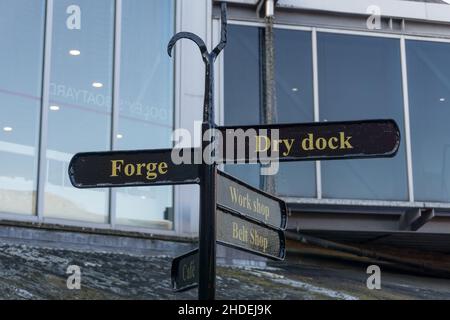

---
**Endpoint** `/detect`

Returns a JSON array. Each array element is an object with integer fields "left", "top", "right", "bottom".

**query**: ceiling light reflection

[{"left": 69, "top": 49, "right": 81, "bottom": 56}]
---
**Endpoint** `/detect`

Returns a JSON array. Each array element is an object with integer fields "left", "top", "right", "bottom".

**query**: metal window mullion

[
  {"left": 400, "top": 36, "right": 415, "bottom": 202},
  {"left": 109, "top": 0, "right": 123, "bottom": 228},
  {"left": 312, "top": 28, "right": 322, "bottom": 200},
  {"left": 173, "top": 0, "right": 183, "bottom": 235},
  {"left": 36, "top": 0, "right": 54, "bottom": 220}
]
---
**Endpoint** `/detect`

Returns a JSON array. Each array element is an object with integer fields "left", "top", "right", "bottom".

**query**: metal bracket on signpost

[{"left": 167, "top": 2, "right": 228, "bottom": 300}]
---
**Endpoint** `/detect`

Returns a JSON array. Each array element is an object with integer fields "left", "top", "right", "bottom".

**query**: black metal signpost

[
  {"left": 68, "top": 3, "right": 402, "bottom": 301},
  {"left": 166, "top": 2, "right": 230, "bottom": 301}
]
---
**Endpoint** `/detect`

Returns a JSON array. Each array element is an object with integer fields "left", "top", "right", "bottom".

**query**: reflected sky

[
  {"left": 318, "top": 33, "right": 408, "bottom": 201},
  {"left": 45, "top": 0, "right": 114, "bottom": 223},
  {"left": 274, "top": 29, "right": 316, "bottom": 198},
  {"left": 116, "top": 0, "right": 174, "bottom": 228},
  {"left": 407, "top": 40, "right": 450, "bottom": 202},
  {"left": 0, "top": 0, "right": 45, "bottom": 215}
]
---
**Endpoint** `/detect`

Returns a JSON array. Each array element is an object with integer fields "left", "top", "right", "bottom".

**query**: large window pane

[
  {"left": 224, "top": 25, "right": 261, "bottom": 188},
  {"left": 115, "top": 0, "right": 175, "bottom": 229},
  {"left": 407, "top": 40, "right": 450, "bottom": 202},
  {"left": 224, "top": 26, "right": 316, "bottom": 197},
  {"left": 45, "top": 0, "right": 114, "bottom": 223},
  {"left": 274, "top": 29, "right": 315, "bottom": 197},
  {"left": 318, "top": 33, "right": 408, "bottom": 200},
  {"left": 0, "top": 0, "right": 45, "bottom": 215}
]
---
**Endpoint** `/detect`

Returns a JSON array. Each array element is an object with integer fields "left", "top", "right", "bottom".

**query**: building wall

[
  {"left": 0, "top": 0, "right": 215, "bottom": 238},
  {"left": 1, "top": 0, "right": 450, "bottom": 241}
]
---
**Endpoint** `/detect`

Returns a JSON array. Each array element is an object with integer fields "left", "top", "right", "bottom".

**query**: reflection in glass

[
  {"left": 225, "top": 26, "right": 316, "bottom": 197},
  {"left": 274, "top": 29, "right": 315, "bottom": 198},
  {"left": 45, "top": 0, "right": 114, "bottom": 223},
  {"left": 407, "top": 40, "right": 450, "bottom": 202},
  {"left": 0, "top": 0, "right": 45, "bottom": 215},
  {"left": 115, "top": 0, "right": 175, "bottom": 229},
  {"left": 224, "top": 25, "right": 261, "bottom": 188},
  {"left": 318, "top": 33, "right": 408, "bottom": 200}
]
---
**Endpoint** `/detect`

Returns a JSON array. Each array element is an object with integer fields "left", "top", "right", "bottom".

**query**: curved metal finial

[
  {"left": 212, "top": 2, "right": 228, "bottom": 60},
  {"left": 167, "top": 3, "right": 228, "bottom": 124},
  {"left": 167, "top": 3, "right": 227, "bottom": 62},
  {"left": 167, "top": 32, "right": 209, "bottom": 61}
]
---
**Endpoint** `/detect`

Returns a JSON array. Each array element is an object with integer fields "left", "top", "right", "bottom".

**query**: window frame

[{"left": 218, "top": 18, "right": 450, "bottom": 211}]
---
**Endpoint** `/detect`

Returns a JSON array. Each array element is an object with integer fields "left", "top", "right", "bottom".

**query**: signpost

[
  {"left": 219, "top": 119, "right": 400, "bottom": 163},
  {"left": 68, "top": 2, "right": 402, "bottom": 301}
]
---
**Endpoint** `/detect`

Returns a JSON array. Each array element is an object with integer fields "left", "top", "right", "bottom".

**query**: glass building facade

[
  {"left": 0, "top": 0, "right": 175, "bottom": 230},
  {"left": 1, "top": 0, "right": 450, "bottom": 237},
  {"left": 225, "top": 24, "right": 450, "bottom": 205}
]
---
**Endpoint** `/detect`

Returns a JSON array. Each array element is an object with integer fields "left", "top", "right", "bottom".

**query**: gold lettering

[
  {"left": 110, "top": 160, "right": 124, "bottom": 177},
  {"left": 182, "top": 261, "right": 195, "bottom": 281},
  {"left": 281, "top": 139, "right": 294, "bottom": 156},
  {"left": 124, "top": 164, "right": 135, "bottom": 176},
  {"left": 250, "top": 229, "right": 268, "bottom": 252},
  {"left": 110, "top": 160, "right": 169, "bottom": 180},
  {"left": 159, "top": 162, "right": 168, "bottom": 175},
  {"left": 316, "top": 137, "right": 327, "bottom": 150},
  {"left": 272, "top": 140, "right": 280, "bottom": 152},
  {"left": 340, "top": 132, "right": 353, "bottom": 149},
  {"left": 229, "top": 186, "right": 238, "bottom": 204},
  {"left": 328, "top": 137, "right": 338, "bottom": 149},
  {"left": 232, "top": 222, "right": 239, "bottom": 239},
  {"left": 146, "top": 163, "right": 157, "bottom": 180},
  {"left": 136, "top": 163, "right": 145, "bottom": 176},
  {"left": 301, "top": 134, "right": 315, "bottom": 151},
  {"left": 255, "top": 136, "right": 270, "bottom": 152}
]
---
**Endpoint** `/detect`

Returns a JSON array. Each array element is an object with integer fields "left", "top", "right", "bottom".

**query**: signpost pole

[
  {"left": 168, "top": 2, "right": 227, "bottom": 300},
  {"left": 199, "top": 122, "right": 217, "bottom": 300}
]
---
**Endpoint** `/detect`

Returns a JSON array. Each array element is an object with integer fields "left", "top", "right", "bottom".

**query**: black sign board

[
  {"left": 216, "top": 170, "right": 287, "bottom": 230},
  {"left": 69, "top": 148, "right": 200, "bottom": 188},
  {"left": 218, "top": 119, "right": 400, "bottom": 163},
  {"left": 171, "top": 249, "right": 199, "bottom": 292},
  {"left": 216, "top": 209, "right": 286, "bottom": 260}
]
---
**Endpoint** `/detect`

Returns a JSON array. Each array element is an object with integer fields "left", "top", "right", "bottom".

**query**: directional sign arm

[
  {"left": 218, "top": 119, "right": 401, "bottom": 163},
  {"left": 68, "top": 148, "right": 201, "bottom": 188},
  {"left": 216, "top": 209, "right": 286, "bottom": 260},
  {"left": 171, "top": 249, "right": 199, "bottom": 292},
  {"left": 216, "top": 170, "right": 288, "bottom": 230}
]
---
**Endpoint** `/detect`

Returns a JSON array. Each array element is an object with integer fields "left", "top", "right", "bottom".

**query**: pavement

[{"left": 0, "top": 242, "right": 449, "bottom": 300}]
